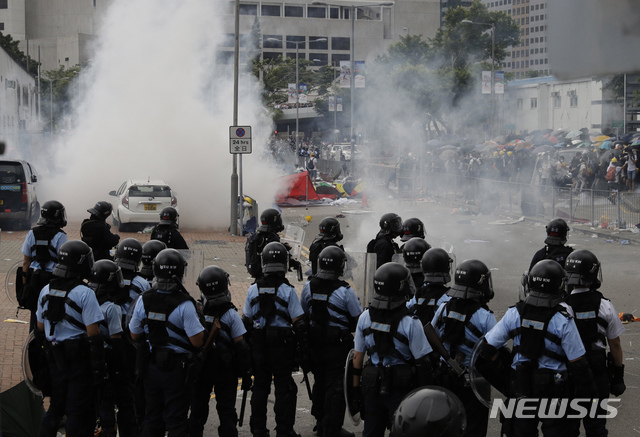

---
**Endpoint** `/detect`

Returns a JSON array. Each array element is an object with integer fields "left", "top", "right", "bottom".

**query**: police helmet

[
  {"left": 402, "top": 237, "right": 431, "bottom": 269},
  {"left": 380, "top": 213, "right": 403, "bottom": 237},
  {"left": 141, "top": 240, "right": 167, "bottom": 266},
  {"left": 316, "top": 246, "right": 346, "bottom": 280},
  {"left": 53, "top": 240, "right": 94, "bottom": 279},
  {"left": 87, "top": 201, "right": 113, "bottom": 220},
  {"left": 37, "top": 200, "right": 67, "bottom": 227},
  {"left": 565, "top": 250, "right": 601, "bottom": 289},
  {"left": 527, "top": 259, "right": 566, "bottom": 295},
  {"left": 88, "top": 259, "right": 125, "bottom": 292},
  {"left": 401, "top": 218, "right": 426, "bottom": 242},
  {"left": 373, "top": 262, "right": 412, "bottom": 298},
  {"left": 545, "top": 218, "right": 569, "bottom": 245},
  {"left": 318, "top": 217, "right": 343, "bottom": 241},
  {"left": 449, "top": 259, "right": 493, "bottom": 302},
  {"left": 114, "top": 238, "right": 143, "bottom": 272},
  {"left": 197, "top": 265, "right": 230, "bottom": 297},
  {"left": 258, "top": 208, "right": 284, "bottom": 233},
  {"left": 261, "top": 241, "right": 289, "bottom": 274},
  {"left": 391, "top": 387, "right": 466, "bottom": 437},
  {"left": 159, "top": 207, "right": 179, "bottom": 225},
  {"left": 421, "top": 248, "right": 453, "bottom": 284},
  {"left": 153, "top": 248, "right": 187, "bottom": 280}
]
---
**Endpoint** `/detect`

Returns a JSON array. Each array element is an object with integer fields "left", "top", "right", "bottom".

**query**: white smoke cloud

[{"left": 36, "top": 0, "right": 277, "bottom": 229}]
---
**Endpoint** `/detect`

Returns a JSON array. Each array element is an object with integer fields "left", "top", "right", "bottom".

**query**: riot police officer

[
  {"left": 399, "top": 218, "right": 428, "bottom": 246},
  {"left": 529, "top": 218, "right": 573, "bottom": 270},
  {"left": 352, "top": 262, "right": 434, "bottom": 437},
  {"left": 150, "top": 207, "right": 189, "bottom": 250},
  {"left": 189, "top": 266, "right": 251, "bottom": 437},
  {"left": 366, "top": 213, "right": 403, "bottom": 269},
  {"left": 81, "top": 201, "right": 120, "bottom": 261},
  {"left": 308, "top": 217, "right": 344, "bottom": 275},
  {"left": 401, "top": 237, "right": 431, "bottom": 291},
  {"left": 407, "top": 248, "right": 453, "bottom": 326},
  {"left": 563, "top": 250, "right": 626, "bottom": 436},
  {"left": 301, "top": 246, "right": 362, "bottom": 437},
  {"left": 245, "top": 208, "right": 302, "bottom": 280},
  {"left": 35, "top": 240, "right": 105, "bottom": 437},
  {"left": 431, "top": 259, "right": 496, "bottom": 437},
  {"left": 128, "top": 249, "right": 205, "bottom": 437},
  {"left": 139, "top": 239, "right": 167, "bottom": 282},
  {"left": 390, "top": 387, "right": 466, "bottom": 437},
  {"left": 88, "top": 260, "right": 138, "bottom": 437},
  {"left": 114, "top": 238, "right": 151, "bottom": 318},
  {"left": 21, "top": 200, "right": 68, "bottom": 330},
  {"left": 242, "top": 241, "right": 308, "bottom": 437},
  {"left": 476, "top": 260, "right": 595, "bottom": 437}
]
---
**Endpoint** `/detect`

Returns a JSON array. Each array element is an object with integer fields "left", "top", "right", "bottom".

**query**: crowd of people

[{"left": 18, "top": 201, "right": 627, "bottom": 437}]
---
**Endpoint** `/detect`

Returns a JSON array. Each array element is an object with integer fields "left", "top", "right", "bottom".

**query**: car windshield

[{"left": 128, "top": 185, "right": 171, "bottom": 197}]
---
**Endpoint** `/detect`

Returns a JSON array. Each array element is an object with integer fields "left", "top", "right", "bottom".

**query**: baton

[
  {"left": 302, "top": 371, "right": 313, "bottom": 400},
  {"left": 238, "top": 386, "right": 248, "bottom": 427}
]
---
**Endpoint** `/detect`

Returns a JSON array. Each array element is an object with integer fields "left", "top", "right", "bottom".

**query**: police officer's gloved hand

[{"left": 610, "top": 365, "right": 626, "bottom": 396}]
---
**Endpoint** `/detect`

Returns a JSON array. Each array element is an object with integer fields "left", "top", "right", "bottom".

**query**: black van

[{"left": 0, "top": 160, "right": 40, "bottom": 229}]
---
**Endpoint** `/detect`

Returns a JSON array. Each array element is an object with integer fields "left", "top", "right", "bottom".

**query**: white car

[{"left": 108, "top": 179, "right": 177, "bottom": 231}]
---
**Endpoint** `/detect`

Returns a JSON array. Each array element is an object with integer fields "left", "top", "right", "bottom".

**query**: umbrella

[
  {"left": 551, "top": 129, "right": 566, "bottom": 138},
  {"left": 565, "top": 130, "right": 583, "bottom": 139},
  {"left": 426, "top": 139, "right": 444, "bottom": 148},
  {"left": 631, "top": 139, "right": 640, "bottom": 146},
  {"left": 439, "top": 149, "right": 458, "bottom": 160},
  {"left": 440, "top": 145, "right": 457, "bottom": 151},
  {"left": 592, "top": 135, "right": 611, "bottom": 142},
  {"left": 532, "top": 145, "right": 555, "bottom": 154},
  {"left": 515, "top": 141, "right": 533, "bottom": 150},
  {"left": 481, "top": 143, "right": 498, "bottom": 152},
  {"left": 600, "top": 140, "right": 613, "bottom": 150}
]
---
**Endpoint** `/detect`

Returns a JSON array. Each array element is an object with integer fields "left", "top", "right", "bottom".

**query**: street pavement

[{"left": 1, "top": 198, "right": 639, "bottom": 436}]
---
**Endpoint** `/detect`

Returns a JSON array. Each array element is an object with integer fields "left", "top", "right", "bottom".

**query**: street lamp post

[
  {"left": 462, "top": 19, "right": 495, "bottom": 137},
  {"left": 312, "top": 1, "right": 394, "bottom": 176}
]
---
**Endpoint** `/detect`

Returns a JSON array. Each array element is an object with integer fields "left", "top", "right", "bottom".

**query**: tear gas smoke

[{"left": 32, "top": 0, "right": 277, "bottom": 229}]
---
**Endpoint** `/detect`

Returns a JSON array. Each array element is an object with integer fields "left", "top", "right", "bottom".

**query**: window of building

[
  {"left": 332, "top": 54, "right": 350, "bottom": 64},
  {"left": 508, "top": 62, "right": 511, "bottom": 67},
  {"left": 526, "top": 28, "right": 529, "bottom": 35},
  {"left": 516, "top": 61, "right": 520, "bottom": 68},
  {"left": 217, "top": 51, "right": 234, "bottom": 64},
  {"left": 536, "top": 48, "right": 539, "bottom": 54},
  {"left": 535, "top": 59, "right": 539, "bottom": 64},
  {"left": 330, "top": 7, "right": 339, "bottom": 18},
  {"left": 553, "top": 94, "right": 561, "bottom": 108},
  {"left": 263, "top": 35, "right": 283, "bottom": 48},
  {"left": 239, "top": 3, "right": 258, "bottom": 15},
  {"left": 545, "top": 58, "right": 548, "bottom": 64},
  {"left": 286, "top": 52, "right": 306, "bottom": 60},
  {"left": 263, "top": 52, "right": 281, "bottom": 61},
  {"left": 540, "top": 36, "right": 544, "bottom": 42},
  {"left": 0, "top": 0, "right": 7, "bottom": 8},
  {"left": 310, "top": 53, "right": 328, "bottom": 65},
  {"left": 530, "top": 48, "right": 533, "bottom": 54},
  {"left": 285, "top": 5, "right": 304, "bottom": 17},
  {"left": 526, "top": 16, "right": 529, "bottom": 24},
  {"left": 526, "top": 60, "right": 529, "bottom": 67},
  {"left": 540, "top": 3, "right": 544, "bottom": 7},
  {"left": 517, "top": 98, "right": 523, "bottom": 110},
  {"left": 262, "top": 4, "right": 281, "bottom": 16},
  {"left": 332, "top": 37, "right": 350, "bottom": 51},
  {"left": 307, "top": 6, "right": 326, "bottom": 18},
  {"left": 0, "top": 23, "right": 4, "bottom": 31},
  {"left": 531, "top": 98, "right": 537, "bottom": 109},
  {"left": 286, "top": 35, "right": 305, "bottom": 49},
  {"left": 309, "top": 37, "right": 328, "bottom": 50}
]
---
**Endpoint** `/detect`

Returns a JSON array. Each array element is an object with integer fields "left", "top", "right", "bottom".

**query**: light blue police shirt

[
  {"left": 215, "top": 309, "right": 247, "bottom": 346},
  {"left": 354, "top": 309, "right": 432, "bottom": 366},
  {"left": 120, "top": 275, "right": 151, "bottom": 316},
  {"left": 99, "top": 301, "right": 124, "bottom": 340},
  {"left": 484, "top": 306, "right": 586, "bottom": 371},
  {"left": 243, "top": 282, "right": 304, "bottom": 329},
  {"left": 407, "top": 292, "right": 451, "bottom": 310},
  {"left": 21, "top": 230, "right": 68, "bottom": 272},
  {"left": 36, "top": 283, "right": 104, "bottom": 342},
  {"left": 431, "top": 300, "right": 497, "bottom": 367},
  {"left": 128, "top": 290, "right": 204, "bottom": 354},
  {"left": 301, "top": 282, "right": 363, "bottom": 329}
]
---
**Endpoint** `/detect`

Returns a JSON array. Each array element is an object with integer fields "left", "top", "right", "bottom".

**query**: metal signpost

[{"left": 230, "top": 126, "right": 252, "bottom": 232}]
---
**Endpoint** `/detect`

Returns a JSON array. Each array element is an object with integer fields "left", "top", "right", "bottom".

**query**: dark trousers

[
  {"left": 567, "top": 371, "right": 610, "bottom": 437},
  {"left": 450, "top": 385, "right": 489, "bottom": 437},
  {"left": 99, "top": 351, "right": 138, "bottom": 437},
  {"left": 142, "top": 356, "right": 190, "bottom": 437},
  {"left": 40, "top": 353, "right": 95, "bottom": 437},
  {"left": 189, "top": 351, "right": 239, "bottom": 437},
  {"left": 249, "top": 337, "right": 297, "bottom": 436},
  {"left": 310, "top": 338, "right": 351, "bottom": 435},
  {"left": 511, "top": 399, "right": 571, "bottom": 437},
  {"left": 361, "top": 389, "right": 410, "bottom": 437}
]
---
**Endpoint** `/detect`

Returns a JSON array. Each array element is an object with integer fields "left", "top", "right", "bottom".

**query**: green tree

[
  {"left": 41, "top": 65, "right": 81, "bottom": 131},
  {"left": 0, "top": 32, "right": 40, "bottom": 76}
]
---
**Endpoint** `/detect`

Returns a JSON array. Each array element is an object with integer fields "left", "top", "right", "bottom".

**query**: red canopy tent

[{"left": 274, "top": 171, "right": 320, "bottom": 205}]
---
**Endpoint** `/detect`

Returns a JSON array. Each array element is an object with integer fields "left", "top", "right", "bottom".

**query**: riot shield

[
  {"left": 343, "top": 348, "right": 362, "bottom": 426},
  {"left": 468, "top": 335, "right": 510, "bottom": 408},
  {"left": 177, "top": 249, "right": 205, "bottom": 300},
  {"left": 281, "top": 224, "right": 305, "bottom": 260},
  {"left": 21, "top": 331, "right": 43, "bottom": 397},
  {"left": 4, "top": 260, "right": 22, "bottom": 307},
  {"left": 341, "top": 251, "right": 376, "bottom": 307}
]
